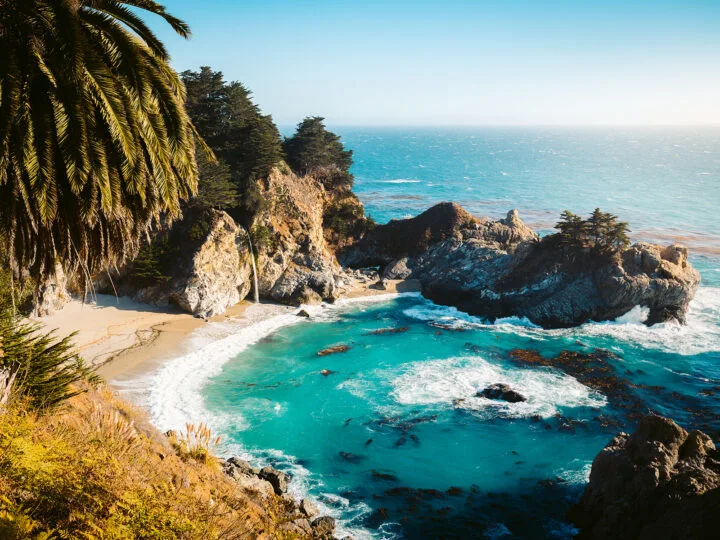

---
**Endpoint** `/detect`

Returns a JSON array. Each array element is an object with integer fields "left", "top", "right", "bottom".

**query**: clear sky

[{"left": 149, "top": 0, "right": 720, "bottom": 126}]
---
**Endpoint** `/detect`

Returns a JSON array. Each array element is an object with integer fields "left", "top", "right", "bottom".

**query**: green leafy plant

[
  {"left": 0, "top": 0, "right": 203, "bottom": 287},
  {"left": 0, "top": 314, "right": 97, "bottom": 412}
]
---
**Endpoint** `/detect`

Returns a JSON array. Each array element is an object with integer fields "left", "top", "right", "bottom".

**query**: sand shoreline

[{"left": 35, "top": 279, "right": 422, "bottom": 383}]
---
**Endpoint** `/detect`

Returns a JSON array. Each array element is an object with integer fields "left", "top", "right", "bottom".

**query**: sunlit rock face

[{"left": 341, "top": 203, "right": 699, "bottom": 328}]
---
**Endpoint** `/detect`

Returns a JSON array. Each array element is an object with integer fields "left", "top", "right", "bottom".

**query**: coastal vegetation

[
  {"left": 554, "top": 208, "right": 631, "bottom": 258},
  {"left": 0, "top": 4, "right": 300, "bottom": 537},
  {"left": 0, "top": 386, "right": 286, "bottom": 539},
  {"left": 0, "top": 0, "right": 202, "bottom": 286},
  {"left": 181, "top": 66, "right": 283, "bottom": 215}
]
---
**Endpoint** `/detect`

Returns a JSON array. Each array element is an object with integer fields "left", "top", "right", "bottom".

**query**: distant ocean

[{"left": 153, "top": 127, "right": 720, "bottom": 538}]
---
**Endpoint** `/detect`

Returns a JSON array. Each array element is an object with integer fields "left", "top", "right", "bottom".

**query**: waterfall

[{"left": 247, "top": 232, "right": 260, "bottom": 304}]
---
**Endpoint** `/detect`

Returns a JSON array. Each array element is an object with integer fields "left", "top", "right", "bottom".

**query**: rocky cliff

[
  {"left": 249, "top": 168, "right": 345, "bottom": 305},
  {"left": 570, "top": 415, "right": 720, "bottom": 539},
  {"left": 98, "top": 207, "right": 253, "bottom": 319},
  {"left": 340, "top": 203, "right": 700, "bottom": 328},
  {"left": 93, "top": 166, "right": 361, "bottom": 315}
]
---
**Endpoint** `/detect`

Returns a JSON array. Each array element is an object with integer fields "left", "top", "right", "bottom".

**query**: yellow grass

[{"left": 0, "top": 385, "right": 296, "bottom": 539}]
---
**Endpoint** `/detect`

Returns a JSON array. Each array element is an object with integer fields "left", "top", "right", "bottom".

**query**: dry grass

[
  {"left": 169, "top": 422, "right": 223, "bottom": 464},
  {"left": 0, "top": 384, "right": 295, "bottom": 539}
]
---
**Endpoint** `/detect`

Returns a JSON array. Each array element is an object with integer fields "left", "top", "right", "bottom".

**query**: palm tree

[{"left": 0, "top": 0, "right": 204, "bottom": 286}]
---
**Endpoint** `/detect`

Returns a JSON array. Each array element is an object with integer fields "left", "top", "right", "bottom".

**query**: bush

[
  {"left": 128, "top": 238, "right": 178, "bottom": 288},
  {"left": 0, "top": 314, "right": 97, "bottom": 412},
  {"left": 168, "top": 422, "right": 222, "bottom": 464}
]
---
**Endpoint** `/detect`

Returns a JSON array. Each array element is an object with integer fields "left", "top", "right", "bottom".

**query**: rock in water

[
  {"left": 340, "top": 203, "right": 700, "bottom": 328},
  {"left": 570, "top": 415, "right": 720, "bottom": 538},
  {"left": 477, "top": 383, "right": 527, "bottom": 403},
  {"left": 317, "top": 345, "right": 351, "bottom": 356}
]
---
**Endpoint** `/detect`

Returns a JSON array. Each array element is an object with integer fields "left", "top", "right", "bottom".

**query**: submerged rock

[
  {"left": 477, "top": 383, "right": 527, "bottom": 403},
  {"left": 365, "top": 326, "right": 409, "bottom": 335},
  {"left": 570, "top": 415, "right": 720, "bottom": 538},
  {"left": 317, "top": 345, "right": 351, "bottom": 356}
]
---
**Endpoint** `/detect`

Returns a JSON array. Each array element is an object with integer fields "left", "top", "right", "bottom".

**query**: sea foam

[
  {"left": 402, "top": 287, "right": 720, "bottom": 356},
  {"left": 389, "top": 356, "right": 606, "bottom": 418}
]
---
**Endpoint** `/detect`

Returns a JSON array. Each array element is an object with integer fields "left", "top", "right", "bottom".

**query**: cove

[{"left": 196, "top": 287, "right": 720, "bottom": 539}]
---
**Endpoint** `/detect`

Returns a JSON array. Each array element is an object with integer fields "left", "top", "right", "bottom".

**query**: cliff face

[
  {"left": 99, "top": 208, "right": 253, "bottom": 319},
  {"left": 341, "top": 203, "right": 700, "bottom": 328},
  {"left": 89, "top": 167, "right": 358, "bottom": 315},
  {"left": 570, "top": 415, "right": 720, "bottom": 539},
  {"left": 249, "top": 168, "right": 350, "bottom": 305}
]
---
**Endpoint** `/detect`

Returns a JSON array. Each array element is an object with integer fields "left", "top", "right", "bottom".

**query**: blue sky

[{"left": 149, "top": 0, "right": 720, "bottom": 126}]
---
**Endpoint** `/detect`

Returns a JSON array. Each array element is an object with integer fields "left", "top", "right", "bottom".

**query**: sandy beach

[{"left": 35, "top": 279, "right": 422, "bottom": 383}]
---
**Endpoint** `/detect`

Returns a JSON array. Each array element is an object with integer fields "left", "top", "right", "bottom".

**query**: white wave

[
  {"left": 389, "top": 356, "right": 606, "bottom": 418},
  {"left": 144, "top": 293, "right": 419, "bottom": 431},
  {"left": 612, "top": 305, "right": 649, "bottom": 324},
  {"left": 146, "top": 305, "right": 302, "bottom": 431},
  {"left": 379, "top": 179, "right": 422, "bottom": 184},
  {"left": 402, "top": 287, "right": 720, "bottom": 356},
  {"left": 116, "top": 292, "right": 420, "bottom": 540}
]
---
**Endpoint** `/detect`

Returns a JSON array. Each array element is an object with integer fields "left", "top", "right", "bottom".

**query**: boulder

[
  {"left": 382, "top": 257, "right": 414, "bottom": 279},
  {"left": 223, "top": 456, "right": 259, "bottom": 477},
  {"left": 310, "top": 516, "right": 336, "bottom": 538},
  {"left": 570, "top": 415, "right": 720, "bottom": 538},
  {"left": 258, "top": 466, "right": 290, "bottom": 495},
  {"left": 371, "top": 279, "right": 388, "bottom": 290},
  {"left": 477, "top": 383, "right": 527, "bottom": 403},
  {"left": 300, "top": 498, "right": 319, "bottom": 517}
]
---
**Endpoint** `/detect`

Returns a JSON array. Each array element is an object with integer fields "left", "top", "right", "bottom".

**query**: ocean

[{"left": 147, "top": 127, "right": 720, "bottom": 538}]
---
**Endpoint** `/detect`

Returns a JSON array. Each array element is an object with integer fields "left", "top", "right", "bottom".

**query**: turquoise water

[{"left": 197, "top": 128, "right": 719, "bottom": 538}]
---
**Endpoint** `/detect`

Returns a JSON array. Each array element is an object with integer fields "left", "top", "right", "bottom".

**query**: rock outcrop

[
  {"left": 250, "top": 168, "right": 346, "bottom": 305},
  {"left": 477, "top": 383, "right": 527, "bottom": 403},
  {"left": 99, "top": 208, "right": 254, "bottom": 319},
  {"left": 570, "top": 415, "right": 720, "bottom": 539},
  {"left": 221, "top": 456, "right": 338, "bottom": 539},
  {"left": 341, "top": 203, "right": 700, "bottom": 328}
]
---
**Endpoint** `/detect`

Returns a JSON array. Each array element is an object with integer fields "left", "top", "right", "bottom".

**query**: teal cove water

[{"left": 164, "top": 128, "right": 719, "bottom": 538}]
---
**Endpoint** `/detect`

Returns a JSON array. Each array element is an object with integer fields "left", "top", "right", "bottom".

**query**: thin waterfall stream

[{"left": 247, "top": 232, "right": 260, "bottom": 303}]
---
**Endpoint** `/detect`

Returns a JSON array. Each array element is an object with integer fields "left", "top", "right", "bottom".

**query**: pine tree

[
  {"left": 283, "top": 117, "right": 354, "bottom": 189},
  {"left": 0, "top": 311, "right": 97, "bottom": 411},
  {"left": 181, "top": 67, "right": 283, "bottom": 211},
  {"left": 555, "top": 210, "right": 587, "bottom": 249}
]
